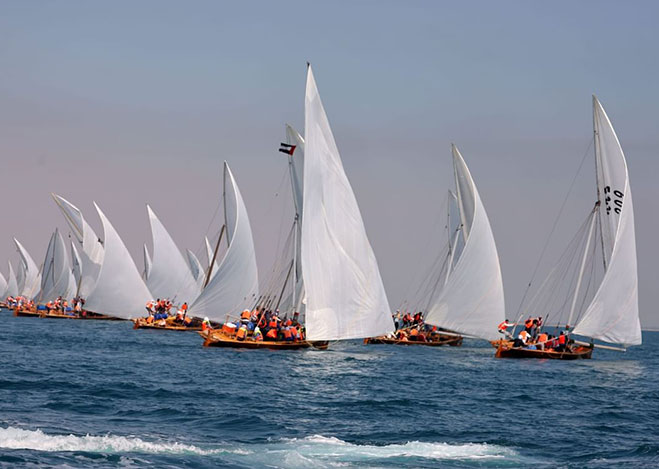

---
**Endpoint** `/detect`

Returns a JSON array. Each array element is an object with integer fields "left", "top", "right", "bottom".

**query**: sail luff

[{"left": 5, "top": 261, "right": 18, "bottom": 298}]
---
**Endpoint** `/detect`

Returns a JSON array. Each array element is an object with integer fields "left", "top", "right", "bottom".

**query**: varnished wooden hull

[
  {"left": 13, "top": 308, "right": 123, "bottom": 321},
  {"left": 495, "top": 343, "right": 593, "bottom": 360},
  {"left": 365, "top": 334, "right": 462, "bottom": 347},
  {"left": 133, "top": 319, "right": 201, "bottom": 331},
  {"left": 199, "top": 330, "right": 328, "bottom": 350}
]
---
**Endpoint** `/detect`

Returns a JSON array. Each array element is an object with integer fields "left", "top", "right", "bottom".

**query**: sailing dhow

[
  {"left": 202, "top": 64, "right": 394, "bottom": 348},
  {"left": 497, "top": 96, "right": 641, "bottom": 359}
]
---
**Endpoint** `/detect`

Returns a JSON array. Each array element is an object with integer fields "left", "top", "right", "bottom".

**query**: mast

[
  {"left": 566, "top": 204, "right": 598, "bottom": 329},
  {"left": 593, "top": 95, "right": 608, "bottom": 271},
  {"left": 452, "top": 144, "right": 470, "bottom": 244}
]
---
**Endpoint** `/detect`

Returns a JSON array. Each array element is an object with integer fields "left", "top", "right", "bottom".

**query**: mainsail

[
  {"left": 84, "top": 203, "right": 152, "bottom": 319},
  {"left": 52, "top": 194, "right": 104, "bottom": 298},
  {"left": 39, "top": 229, "right": 77, "bottom": 302},
  {"left": 424, "top": 145, "right": 505, "bottom": 341},
  {"left": 189, "top": 162, "right": 259, "bottom": 322},
  {"left": 146, "top": 205, "right": 200, "bottom": 304},
  {"left": 302, "top": 65, "right": 394, "bottom": 341},
  {"left": 14, "top": 238, "right": 42, "bottom": 299},
  {"left": 572, "top": 97, "right": 641, "bottom": 346},
  {"left": 5, "top": 261, "right": 18, "bottom": 298}
]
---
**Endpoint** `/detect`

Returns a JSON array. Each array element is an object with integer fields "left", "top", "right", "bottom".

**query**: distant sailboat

[
  {"left": 14, "top": 238, "right": 42, "bottom": 299},
  {"left": 144, "top": 205, "right": 200, "bottom": 304},
  {"left": 0, "top": 271, "right": 7, "bottom": 303},
  {"left": 202, "top": 64, "right": 393, "bottom": 348},
  {"left": 38, "top": 229, "right": 77, "bottom": 303},
  {"left": 497, "top": 96, "right": 640, "bottom": 359},
  {"left": 367, "top": 145, "right": 505, "bottom": 345}
]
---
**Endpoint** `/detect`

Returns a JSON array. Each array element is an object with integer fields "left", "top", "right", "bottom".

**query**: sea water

[{"left": 0, "top": 309, "right": 657, "bottom": 468}]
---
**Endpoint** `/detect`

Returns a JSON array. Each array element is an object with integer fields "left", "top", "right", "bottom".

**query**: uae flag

[{"left": 279, "top": 143, "right": 296, "bottom": 156}]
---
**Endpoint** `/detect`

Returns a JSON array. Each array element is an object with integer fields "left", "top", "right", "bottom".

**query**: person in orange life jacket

[
  {"left": 556, "top": 331, "right": 568, "bottom": 352},
  {"left": 201, "top": 317, "right": 212, "bottom": 331},
  {"left": 536, "top": 332, "right": 549, "bottom": 350},
  {"left": 236, "top": 324, "right": 248, "bottom": 341},
  {"left": 513, "top": 330, "right": 530, "bottom": 348},
  {"left": 266, "top": 328, "right": 278, "bottom": 341},
  {"left": 282, "top": 326, "right": 293, "bottom": 342}
]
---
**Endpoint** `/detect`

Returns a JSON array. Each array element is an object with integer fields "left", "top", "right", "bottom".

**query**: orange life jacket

[
  {"left": 202, "top": 322, "right": 210, "bottom": 331},
  {"left": 498, "top": 321, "right": 509, "bottom": 331},
  {"left": 537, "top": 333, "right": 548, "bottom": 343},
  {"left": 240, "top": 310, "right": 250, "bottom": 320},
  {"left": 558, "top": 334, "right": 566, "bottom": 345},
  {"left": 266, "top": 329, "right": 277, "bottom": 339},
  {"left": 283, "top": 328, "right": 292, "bottom": 339},
  {"left": 410, "top": 329, "right": 419, "bottom": 336},
  {"left": 236, "top": 327, "right": 247, "bottom": 339},
  {"left": 525, "top": 319, "right": 533, "bottom": 329},
  {"left": 268, "top": 319, "right": 278, "bottom": 329}
]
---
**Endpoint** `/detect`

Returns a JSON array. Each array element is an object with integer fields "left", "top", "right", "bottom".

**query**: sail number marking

[{"left": 603, "top": 186, "right": 623, "bottom": 215}]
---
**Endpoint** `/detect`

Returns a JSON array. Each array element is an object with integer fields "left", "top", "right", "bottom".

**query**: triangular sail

[
  {"left": 39, "top": 229, "right": 76, "bottom": 301},
  {"left": 186, "top": 249, "right": 205, "bottom": 290},
  {"left": 5, "top": 262, "right": 18, "bottom": 298},
  {"left": 302, "top": 65, "right": 393, "bottom": 341},
  {"left": 425, "top": 146, "right": 505, "bottom": 341},
  {"left": 52, "top": 194, "right": 104, "bottom": 298},
  {"left": 0, "top": 271, "right": 7, "bottom": 299},
  {"left": 190, "top": 162, "right": 259, "bottom": 322},
  {"left": 142, "top": 244, "right": 152, "bottom": 281},
  {"left": 146, "top": 205, "right": 200, "bottom": 304},
  {"left": 204, "top": 237, "right": 220, "bottom": 283},
  {"left": 70, "top": 241, "right": 82, "bottom": 288},
  {"left": 14, "top": 238, "right": 42, "bottom": 299},
  {"left": 573, "top": 97, "right": 641, "bottom": 345},
  {"left": 84, "top": 203, "right": 153, "bottom": 319}
]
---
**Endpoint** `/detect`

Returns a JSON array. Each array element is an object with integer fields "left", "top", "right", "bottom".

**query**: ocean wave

[
  {"left": 0, "top": 426, "right": 245, "bottom": 456},
  {"left": 0, "top": 427, "right": 517, "bottom": 465},
  {"left": 279, "top": 435, "right": 517, "bottom": 461}
]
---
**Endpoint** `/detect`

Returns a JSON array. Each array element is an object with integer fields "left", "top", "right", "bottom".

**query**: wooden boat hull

[
  {"left": 495, "top": 344, "right": 593, "bottom": 360},
  {"left": 13, "top": 308, "right": 123, "bottom": 321},
  {"left": 199, "top": 330, "right": 327, "bottom": 350},
  {"left": 364, "top": 334, "right": 463, "bottom": 347},
  {"left": 133, "top": 319, "right": 201, "bottom": 331}
]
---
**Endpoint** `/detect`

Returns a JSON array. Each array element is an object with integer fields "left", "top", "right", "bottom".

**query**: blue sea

[{"left": 0, "top": 309, "right": 657, "bottom": 468}]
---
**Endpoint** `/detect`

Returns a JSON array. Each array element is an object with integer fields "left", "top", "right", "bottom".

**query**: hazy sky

[{"left": 1, "top": 1, "right": 658, "bottom": 328}]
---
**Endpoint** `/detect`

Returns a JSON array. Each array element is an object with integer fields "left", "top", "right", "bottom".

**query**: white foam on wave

[
  {"left": 0, "top": 426, "right": 247, "bottom": 456},
  {"left": 280, "top": 435, "right": 517, "bottom": 461},
  {"left": 0, "top": 427, "right": 519, "bottom": 466}
]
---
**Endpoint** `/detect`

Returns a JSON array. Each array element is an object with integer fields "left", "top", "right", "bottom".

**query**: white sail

[
  {"left": 5, "top": 262, "right": 18, "bottom": 298},
  {"left": 190, "top": 162, "right": 259, "bottom": 322},
  {"left": 52, "top": 194, "right": 104, "bottom": 298},
  {"left": 302, "top": 65, "right": 393, "bottom": 341},
  {"left": 70, "top": 241, "right": 82, "bottom": 288},
  {"left": 204, "top": 237, "right": 220, "bottom": 283},
  {"left": 14, "top": 238, "right": 41, "bottom": 299},
  {"left": 146, "top": 205, "right": 200, "bottom": 304},
  {"left": 424, "top": 146, "right": 505, "bottom": 341},
  {"left": 16, "top": 260, "right": 25, "bottom": 294},
  {"left": 84, "top": 203, "right": 152, "bottom": 319},
  {"left": 39, "top": 229, "right": 76, "bottom": 301},
  {"left": 186, "top": 249, "right": 206, "bottom": 290},
  {"left": 0, "top": 271, "right": 7, "bottom": 299},
  {"left": 573, "top": 97, "right": 641, "bottom": 345},
  {"left": 143, "top": 244, "right": 152, "bottom": 281}
]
